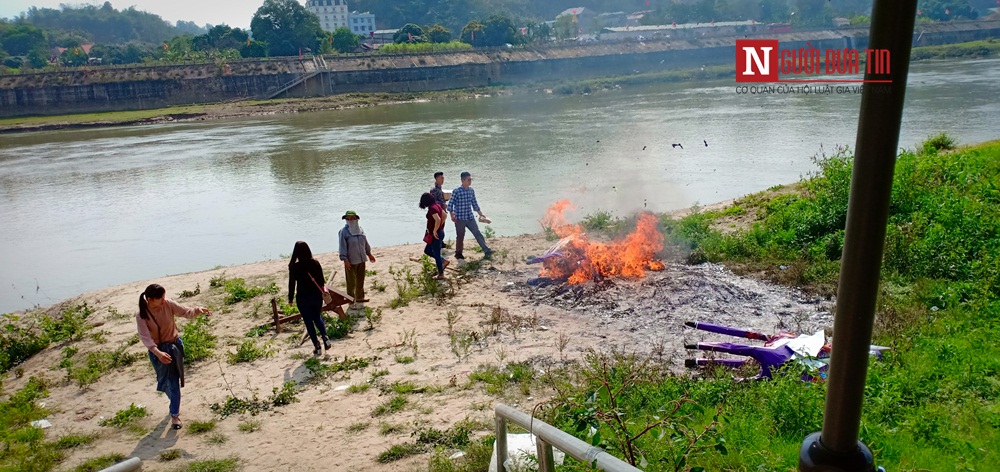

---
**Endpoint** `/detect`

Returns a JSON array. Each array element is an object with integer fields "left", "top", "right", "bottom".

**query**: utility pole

[{"left": 799, "top": 1, "right": 918, "bottom": 470}]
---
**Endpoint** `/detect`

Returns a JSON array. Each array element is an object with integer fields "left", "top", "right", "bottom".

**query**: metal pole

[
  {"left": 495, "top": 415, "right": 509, "bottom": 471},
  {"left": 799, "top": 1, "right": 917, "bottom": 471},
  {"left": 537, "top": 437, "right": 556, "bottom": 472}
]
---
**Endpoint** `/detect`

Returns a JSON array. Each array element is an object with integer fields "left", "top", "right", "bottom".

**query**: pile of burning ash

[{"left": 512, "top": 201, "right": 833, "bottom": 344}]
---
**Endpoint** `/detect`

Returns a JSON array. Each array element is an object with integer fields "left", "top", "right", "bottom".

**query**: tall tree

[
  {"left": 393, "top": 23, "right": 425, "bottom": 43},
  {"left": 250, "top": 0, "right": 324, "bottom": 56},
  {"left": 331, "top": 27, "right": 360, "bottom": 52},
  {"left": 425, "top": 24, "right": 452, "bottom": 43},
  {"left": 460, "top": 20, "right": 484, "bottom": 44},
  {"left": 0, "top": 24, "right": 47, "bottom": 56},
  {"left": 481, "top": 14, "right": 516, "bottom": 46}
]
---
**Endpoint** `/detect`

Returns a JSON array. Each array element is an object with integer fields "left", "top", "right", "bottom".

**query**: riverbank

[
  {"left": 1, "top": 38, "right": 996, "bottom": 134},
  {"left": 1, "top": 206, "right": 834, "bottom": 470}
]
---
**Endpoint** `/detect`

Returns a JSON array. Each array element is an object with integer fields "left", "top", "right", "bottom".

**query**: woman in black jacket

[{"left": 288, "top": 241, "right": 331, "bottom": 356}]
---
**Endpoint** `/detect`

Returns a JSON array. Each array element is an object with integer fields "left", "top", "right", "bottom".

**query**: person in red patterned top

[{"left": 420, "top": 192, "right": 449, "bottom": 279}]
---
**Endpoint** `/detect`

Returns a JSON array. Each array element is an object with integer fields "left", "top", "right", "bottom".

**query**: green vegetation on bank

[{"left": 542, "top": 136, "right": 1000, "bottom": 470}]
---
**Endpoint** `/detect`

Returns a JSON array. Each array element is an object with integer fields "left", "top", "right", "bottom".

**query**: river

[{"left": 1, "top": 57, "right": 998, "bottom": 313}]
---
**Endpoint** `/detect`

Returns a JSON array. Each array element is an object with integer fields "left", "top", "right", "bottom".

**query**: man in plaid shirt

[{"left": 447, "top": 171, "right": 492, "bottom": 260}]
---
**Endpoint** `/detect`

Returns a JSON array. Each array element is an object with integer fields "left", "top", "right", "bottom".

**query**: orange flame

[{"left": 538, "top": 200, "right": 665, "bottom": 284}]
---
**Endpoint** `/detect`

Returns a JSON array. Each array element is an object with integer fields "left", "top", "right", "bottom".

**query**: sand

[{"left": 4, "top": 232, "right": 832, "bottom": 471}]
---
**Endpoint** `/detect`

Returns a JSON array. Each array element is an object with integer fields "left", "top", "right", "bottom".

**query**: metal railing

[{"left": 494, "top": 404, "right": 640, "bottom": 472}]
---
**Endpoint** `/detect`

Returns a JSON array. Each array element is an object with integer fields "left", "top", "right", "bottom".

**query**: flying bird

[
  {"left": 672, "top": 143, "right": 684, "bottom": 149},
  {"left": 642, "top": 145, "right": 647, "bottom": 150},
  {"left": 704, "top": 140, "right": 708, "bottom": 147}
]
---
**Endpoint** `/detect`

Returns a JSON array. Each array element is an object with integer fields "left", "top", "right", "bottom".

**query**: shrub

[
  {"left": 226, "top": 340, "right": 275, "bottom": 364},
  {"left": 41, "top": 303, "right": 94, "bottom": 343},
  {"left": 918, "top": 132, "right": 957, "bottom": 155},
  {"left": 1, "top": 315, "right": 49, "bottom": 372},
  {"left": 181, "top": 316, "right": 216, "bottom": 363},
  {"left": 223, "top": 278, "right": 278, "bottom": 305}
]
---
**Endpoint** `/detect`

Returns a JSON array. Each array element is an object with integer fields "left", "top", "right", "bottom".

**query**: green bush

[
  {"left": 1, "top": 315, "right": 49, "bottom": 373},
  {"left": 181, "top": 316, "right": 216, "bottom": 363},
  {"left": 99, "top": 403, "right": 147, "bottom": 428},
  {"left": 378, "top": 41, "right": 471, "bottom": 55},
  {"left": 226, "top": 340, "right": 275, "bottom": 364},
  {"left": 41, "top": 303, "right": 94, "bottom": 343},
  {"left": 223, "top": 278, "right": 278, "bottom": 305}
]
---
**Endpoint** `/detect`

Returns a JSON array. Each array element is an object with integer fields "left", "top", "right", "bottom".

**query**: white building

[
  {"left": 306, "top": 0, "right": 349, "bottom": 32},
  {"left": 349, "top": 12, "right": 376, "bottom": 35}
]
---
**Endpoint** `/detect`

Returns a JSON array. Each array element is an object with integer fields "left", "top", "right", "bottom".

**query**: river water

[{"left": 1, "top": 58, "right": 998, "bottom": 312}]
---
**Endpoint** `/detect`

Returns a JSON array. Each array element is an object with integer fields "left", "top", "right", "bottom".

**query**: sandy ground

[{"left": 5, "top": 230, "right": 832, "bottom": 471}]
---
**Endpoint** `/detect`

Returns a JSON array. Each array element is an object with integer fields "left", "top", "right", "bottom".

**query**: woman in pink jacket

[{"left": 135, "top": 283, "right": 211, "bottom": 430}]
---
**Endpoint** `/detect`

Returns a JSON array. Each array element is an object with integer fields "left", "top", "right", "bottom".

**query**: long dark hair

[
  {"left": 419, "top": 192, "right": 436, "bottom": 209},
  {"left": 139, "top": 284, "right": 166, "bottom": 320},
  {"left": 289, "top": 241, "right": 314, "bottom": 269}
]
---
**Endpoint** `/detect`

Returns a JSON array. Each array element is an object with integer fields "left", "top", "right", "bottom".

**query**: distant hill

[{"left": 17, "top": 2, "right": 207, "bottom": 45}]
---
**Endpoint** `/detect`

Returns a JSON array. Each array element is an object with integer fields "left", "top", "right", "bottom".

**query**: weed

[
  {"left": 426, "top": 435, "right": 495, "bottom": 472},
  {"left": 210, "top": 382, "right": 298, "bottom": 418},
  {"left": 388, "top": 265, "right": 421, "bottom": 308},
  {"left": 371, "top": 279, "right": 388, "bottom": 293},
  {"left": 469, "top": 362, "right": 534, "bottom": 396},
  {"left": 918, "top": 132, "right": 957, "bottom": 155},
  {"left": 244, "top": 325, "right": 269, "bottom": 338},
  {"left": 188, "top": 420, "right": 217, "bottom": 434},
  {"left": 365, "top": 269, "right": 378, "bottom": 277},
  {"left": 304, "top": 356, "right": 372, "bottom": 379},
  {"left": 325, "top": 316, "right": 351, "bottom": 340},
  {"left": 370, "top": 369, "right": 390, "bottom": 380},
  {"left": 205, "top": 433, "right": 228, "bottom": 445},
  {"left": 238, "top": 418, "right": 262, "bottom": 433},
  {"left": 63, "top": 342, "right": 143, "bottom": 388},
  {"left": 223, "top": 278, "right": 279, "bottom": 305},
  {"left": 226, "top": 340, "right": 275, "bottom": 364},
  {"left": 371, "top": 394, "right": 408, "bottom": 417},
  {"left": 377, "top": 442, "right": 424, "bottom": 463},
  {"left": 347, "top": 422, "right": 370, "bottom": 434},
  {"left": 53, "top": 433, "right": 97, "bottom": 449},
  {"left": 73, "top": 453, "right": 126, "bottom": 472},
  {"left": 105, "top": 307, "right": 130, "bottom": 321},
  {"left": 99, "top": 403, "right": 147, "bottom": 428},
  {"left": 379, "top": 422, "right": 406, "bottom": 435},
  {"left": 209, "top": 272, "right": 228, "bottom": 288},
  {"left": 159, "top": 449, "right": 182, "bottom": 461},
  {"left": 395, "top": 355, "right": 414, "bottom": 364},
  {"left": 364, "top": 307, "right": 383, "bottom": 331},
  {"left": 178, "top": 284, "right": 201, "bottom": 299},
  {"left": 187, "top": 457, "right": 240, "bottom": 472},
  {"left": 482, "top": 225, "right": 496, "bottom": 239},
  {"left": 181, "top": 316, "right": 216, "bottom": 363},
  {"left": 347, "top": 383, "right": 370, "bottom": 393}
]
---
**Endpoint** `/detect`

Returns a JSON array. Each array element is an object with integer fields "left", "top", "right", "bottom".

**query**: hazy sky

[{"left": 0, "top": 1, "right": 263, "bottom": 29}]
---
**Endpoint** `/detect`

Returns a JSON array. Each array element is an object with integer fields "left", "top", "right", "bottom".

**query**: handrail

[{"left": 494, "top": 403, "right": 640, "bottom": 472}]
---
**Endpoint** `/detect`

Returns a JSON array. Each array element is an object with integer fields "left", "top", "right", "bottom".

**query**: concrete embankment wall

[{"left": 1, "top": 21, "right": 997, "bottom": 117}]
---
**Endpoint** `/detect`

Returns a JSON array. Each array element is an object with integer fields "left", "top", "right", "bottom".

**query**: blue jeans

[
  {"left": 424, "top": 229, "right": 445, "bottom": 275},
  {"left": 148, "top": 337, "right": 183, "bottom": 417},
  {"left": 297, "top": 293, "right": 327, "bottom": 348},
  {"left": 454, "top": 219, "right": 491, "bottom": 256}
]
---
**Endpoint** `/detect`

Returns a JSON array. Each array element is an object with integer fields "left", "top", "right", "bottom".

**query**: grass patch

[
  {"left": 188, "top": 420, "right": 217, "bottom": 434},
  {"left": 0, "top": 377, "right": 64, "bottom": 470},
  {"left": 371, "top": 395, "right": 408, "bottom": 417},
  {"left": 53, "top": 433, "right": 97, "bottom": 449},
  {"left": 910, "top": 38, "right": 1000, "bottom": 61},
  {"left": 222, "top": 278, "right": 278, "bottom": 305},
  {"left": 303, "top": 356, "right": 372, "bottom": 380},
  {"left": 186, "top": 456, "right": 240, "bottom": 472},
  {"left": 73, "top": 453, "right": 126, "bottom": 472},
  {"left": 238, "top": 418, "right": 262, "bottom": 433},
  {"left": 379, "top": 422, "right": 406, "bottom": 436},
  {"left": 376, "top": 442, "right": 425, "bottom": 463},
  {"left": 62, "top": 341, "right": 143, "bottom": 388},
  {"left": 205, "top": 432, "right": 228, "bottom": 445},
  {"left": 209, "top": 382, "right": 298, "bottom": 418},
  {"left": 347, "top": 422, "right": 370, "bottom": 434},
  {"left": 394, "top": 355, "right": 414, "bottom": 364},
  {"left": 427, "top": 435, "right": 495, "bottom": 472},
  {"left": 226, "top": 340, "right": 275, "bottom": 364},
  {"left": 99, "top": 403, "right": 147, "bottom": 428},
  {"left": 347, "top": 383, "right": 370, "bottom": 394},
  {"left": 159, "top": 449, "right": 182, "bottom": 461},
  {"left": 468, "top": 362, "right": 535, "bottom": 396}
]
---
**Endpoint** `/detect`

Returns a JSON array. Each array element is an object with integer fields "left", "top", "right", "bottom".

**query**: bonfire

[{"left": 529, "top": 200, "right": 665, "bottom": 284}]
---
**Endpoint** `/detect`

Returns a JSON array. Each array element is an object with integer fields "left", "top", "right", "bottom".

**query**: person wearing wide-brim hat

[{"left": 338, "top": 210, "right": 376, "bottom": 304}]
